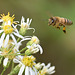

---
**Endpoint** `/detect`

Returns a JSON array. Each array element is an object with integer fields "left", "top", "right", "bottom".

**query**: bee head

[{"left": 48, "top": 17, "right": 55, "bottom": 26}]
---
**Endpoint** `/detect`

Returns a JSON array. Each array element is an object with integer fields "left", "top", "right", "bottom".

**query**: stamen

[{"left": 3, "top": 25, "right": 13, "bottom": 34}]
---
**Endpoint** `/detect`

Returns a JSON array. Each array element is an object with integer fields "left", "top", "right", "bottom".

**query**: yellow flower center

[
  {"left": 22, "top": 55, "right": 36, "bottom": 67},
  {"left": 3, "top": 25, "right": 13, "bottom": 34},
  {"left": 1, "top": 12, "right": 15, "bottom": 24},
  {"left": 1, "top": 47, "right": 15, "bottom": 59}
]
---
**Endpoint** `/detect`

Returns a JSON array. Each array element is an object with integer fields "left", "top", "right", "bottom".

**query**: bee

[{"left": 48, "top": 16, "right": 73, "bottom": 33}]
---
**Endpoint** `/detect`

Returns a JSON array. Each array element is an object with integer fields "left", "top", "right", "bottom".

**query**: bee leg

[{"left": 63, "top": 26, "right": 66, "bottom": 33}]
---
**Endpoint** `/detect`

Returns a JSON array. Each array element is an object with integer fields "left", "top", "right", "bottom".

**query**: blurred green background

[{"left": 0, "top": 0, "right": 75, "bottom": 75}]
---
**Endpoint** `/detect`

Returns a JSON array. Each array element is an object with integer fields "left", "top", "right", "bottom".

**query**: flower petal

[
  {"left": 49, "top": 66, "right": 55, "bottom": 72},
  {"left": 10, "top": 34, "right": 17, "bottom": 44},
  {"left": 3, "top": 58, "right": 8, "bottom": 66},
  {"left": 21, "top": 16, "right": 25, "bottom": 24},
  {"left": 46, "top": 63, "right": 51, "bottom": 68},
  {"left": 0, "top": 30, "right": 4, "bottom": 33},
  {"left": 50, "top": 70, "right": 55, "bottom": 74},
  {"left": 28, "top": 28, "right": 35, "bottom": 33},
  {"left": 13, "top": 32, "right": 24, "bottom": 39},
  {"left": 18, "top": 65, "right": 25, "bottom": 75},
  {"left": 0, "top": 19, "right": 3, "bottom": 22},
  {"left": 0, "top": 33, "right": 5, "bottom": 47},
  {"left": 27, "top": 18, "right": 29, "bottom": 24},
  {"left": 30, "top": 67, "right": 35, "bottom": 75},
  {"left": 4, "top": 34, "right": 9, "bottom": 48},
  {"left": 25, "top": 66, "right": 29, "bottom": 75},
  {"left": 12, "top": 24, "right": 19, "bottom": 34},
  {"left": 29, "top": 19, "right": 32, "bottom": 25},
  {"left": 37, "top": 44, "right": 43, "bottom": 54},
  {"left": 13, "top": 58, "right": 22, "bottom": 64},
  {"left": 0, "top": 51, "right": 2, "bottom": 55}
]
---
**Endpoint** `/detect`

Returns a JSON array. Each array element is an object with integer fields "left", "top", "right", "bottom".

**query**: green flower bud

[
  {"left": 26, "top": 41, "right": 33, "bottom": 46},
  {"left": 25, "top": 49, "right": 31, "bottom": 55},
  {"left": 19, "top": 27, "right": 27, "bottom": 36}
]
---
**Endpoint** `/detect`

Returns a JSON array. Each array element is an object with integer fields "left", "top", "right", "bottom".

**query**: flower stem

[
  {"left": 11, "top": 62, "right": 14, "bottom": 71},
  {"left": 17, "top": 38, "right": 20, "bottom": 42},
  {"left": 1, "top": 67, "right": 6, "bottom": 75},
  {"left": 16, "top": 53, "right": 25, "bottom": 56},
  {"left": 15, "top": 47, "right": 27, "bottom": 54},
  {"left": 8, "top": 45, "right": 15, "bottom": 54},
  {"left": 19, "top": 47, "right": 27, "bottom": 53}
]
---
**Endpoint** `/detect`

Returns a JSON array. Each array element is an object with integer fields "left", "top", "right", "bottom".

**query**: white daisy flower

[
  {"left": 0, "top": 20, "right": 24, "bottom": 48},
  {"left": 20, "top": 16, "right": 35, "bottom": 33},
  {"left": 0, "top": 39, "right": 24, "bottom": 67},
  {"left": 13, "top": 55, "right": 37, "bottom": 75},
  {"left": 27, "top": 43, "right": 43, "bottom": 54},
  {"left": 38, "top": 63, "right": 55, "bottom": 75}
]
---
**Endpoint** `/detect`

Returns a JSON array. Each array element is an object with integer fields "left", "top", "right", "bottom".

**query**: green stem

[
  {"left": 11, "top": 62, "right": 14, "bottom": 71},
  {"left": 1, "top": 67, "right": 6, "bottom": 75},
  {"left": 19, "top": 47, "right": 27, "bottom": 53},
  {"left": 16, "top": 53, "right": 25, "bottom": 56},
  {"left": 8, "top": 45, "right": 15, "bottom": 54},
  {"left": 17, "top": 38, "right": 20, "bottom": 42}
]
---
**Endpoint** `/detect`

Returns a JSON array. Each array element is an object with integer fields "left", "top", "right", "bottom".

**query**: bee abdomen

[{"left": 65, "top": 19, "right": 73, "bottom": 25}]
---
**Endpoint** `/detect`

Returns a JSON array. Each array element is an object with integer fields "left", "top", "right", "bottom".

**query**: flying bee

[{"left": 48, "top": 16, "right": 73, "bottom": 33}]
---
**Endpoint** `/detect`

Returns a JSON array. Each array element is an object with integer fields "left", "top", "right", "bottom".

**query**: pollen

[
  {"left": 1, "top": 47, "right": 15, "bottom": 59},
  {"left": 22, "top": 55, "right": 36, "bottom": 67},
  {"left": 1, "top": 12, "right": 15, "bottom": 24},
  {"left": 3, "top": 25, "right": 13, "bottom": 34},
  {"left": 38, "top": 70, "right": 46, "bottom": 75}
]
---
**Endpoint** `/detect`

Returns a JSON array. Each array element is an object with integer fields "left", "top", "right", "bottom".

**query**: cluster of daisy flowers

[{"left": 0, "top": 12, "right": 55, "bottom": 75}]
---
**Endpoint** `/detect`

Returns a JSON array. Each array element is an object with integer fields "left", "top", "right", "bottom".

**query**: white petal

[
  {"left": 0, "top": 33, "right": 5, "bottom": 42},
  {"left": 18, "top": 65, "right": 25, "bottom": 75},
  {"left": 30, "top": 67, "right": 35, "bottom": 75},
  {"left": 13, "top": 32, "right": 24, "bottom": 39},
  {"left": 25, "top": 66, "right": 29, "bottom": 75},
  {"left": 3, "top": 58, "right": 8, "bottom": 66},
  {"left": 49, "top": 66, "right": 55, "bottom": 72},
  {"left": 12, "top": 24, "right": 19, "bottom": 34},
  {"left": 0, "top": 19, "right": 3, "bottom": 22},
  {"left": 33, "top": 67, "right": 38, "bottom": 75},
  {"left": 0, "top": 33, "right": 5, "bottom": 47},
  {"left": 10, "top": 34, "right": 17, "bottom": 44},
  {"left": 16, "top": 55, "right": 23, "bottom": 60},
  {"left": 46, "top": 63, "right": 51, "bottom": 68},
  {"left": 41, "top": 63, "right": 45, "bottom": 66},
  {"left": 0, "top": 30, "right": 4, "bottom": 33},
  {"left": 19, "top": 38, "right": 31, "bottom": 43},
  {"left": 21, "top": 16, "right": 25, "bottom": 24},
  {"left": 37, "top": 44, "right": 43, "bottom": 54},
  {"left": 27, "top": 18, "right": 29, "bottom": 24},
  {"left": 27, "top": 46, "right": 31, "bottom": 49},
  {"left": 0, "top": 51, "right": 2, "bottom": 55},
  {"left": 13, "top": 58, "right": 22, "bottom": 64},
  {"left": 50, "top": 71, "right": 55, "bottom": 74},
  {"left": 28, "top": 28, "right": 35, "bottom": 33},
  {"left": 29, "top": 19, "right": 32, "bottom": 25},
  {"left": 4, "top": 34, "right": 9, "bottom": 48}
]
